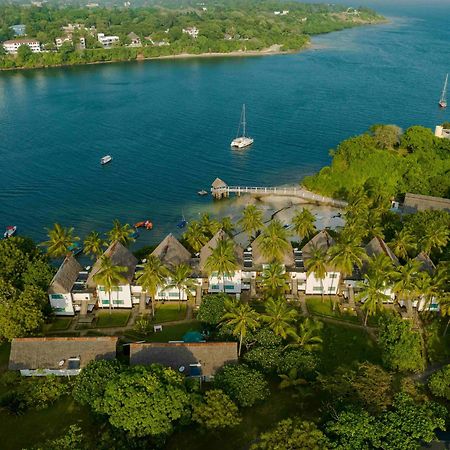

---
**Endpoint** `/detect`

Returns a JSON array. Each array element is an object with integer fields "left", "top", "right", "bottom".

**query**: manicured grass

[
  {"left": 320, "top": 321, "right": 381, "bottom": 372},
  {"left": 96, "top": 311, "right": 130, "bottom": 328},
  {"left": 0, "top": 343, "right": 11, "bottom": 374},
  {"left": 306, "top": 296, "right": 359, "bottom": 324},
  {"left": 44, "top": 317, "right": 73, "bottom": 332},
  {"left": 125, "top": 321, "right": 203, "bottom": 343},
  {"left": 152, "top": 303, "right": 187, "bottom": 323},
  {"left": 0, "top": 397, "right": 93, "bottom": 450}
]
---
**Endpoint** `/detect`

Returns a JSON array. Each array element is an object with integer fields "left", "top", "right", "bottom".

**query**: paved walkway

[{"left": 298, "top": 294, "right": 310, "bottom": 317}]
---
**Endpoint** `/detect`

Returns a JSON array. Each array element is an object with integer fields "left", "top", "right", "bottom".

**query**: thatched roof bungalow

[
  {"left": 199, "top": 230, "right": 243, "bottom": 272},
  {"left": 251, "top": 233, "right": 294, "bottom": 268},
  {"left": 415, "top": 252, "right": 436, "bottom": 275},
  {"left": 151, "top": 234, "right": 191, "bottom": 270},
  {"left": 48, "top": 255, "right": 82, "bottom": 295},
  {"left": 364, "top": 237, "right": 399, "bottom": 265}
]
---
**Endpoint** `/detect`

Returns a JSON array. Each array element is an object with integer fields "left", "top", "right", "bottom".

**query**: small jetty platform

[{"left": 210, "top": 178, "right": 348, "bottom": 208}]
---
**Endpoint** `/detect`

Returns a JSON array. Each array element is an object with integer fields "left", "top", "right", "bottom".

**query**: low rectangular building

[
  {"left": 403, "top": 193, "right": 450, "bottom": 213},
  {"left": 3, "top": 39, "right": 41, "bottom": 54},
  {"left": 9, "top": 337, "right": 118, "bottom": 376},
  {"left": 129, "top": 342, "right": 238, "bottom": 380},
  {"left": 97, "top": 33, "right": 119, "bottom": 48}
]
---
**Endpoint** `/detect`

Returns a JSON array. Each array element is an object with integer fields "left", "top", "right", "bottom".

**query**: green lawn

[
  {"left": 125, "top": 321, "right": 203, "bottom": 343},
  {"left": 306, "top": 297, "right": 359, "bottom": 324},
  {"left": 152, "top": 303, "right": 187, "bottom": 323},
  {"left": 96, "top": 311, "right": 131, "bottom": 328},
  {"left": 44, "top": 317, "right": 73, "bottom": 332},
  {"left": 320, "top": 321, "right": 381, "bottom": 372}
]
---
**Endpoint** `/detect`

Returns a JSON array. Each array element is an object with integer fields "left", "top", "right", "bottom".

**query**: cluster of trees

[
  {"left": 0, "top": 236, "right": 54, "bottom": 341},
  {"left": 0, "top": 1, "right": 383, "bottom": 69},
  {"left": 303, "top": 125, "right": 450, "bottom": 200}
]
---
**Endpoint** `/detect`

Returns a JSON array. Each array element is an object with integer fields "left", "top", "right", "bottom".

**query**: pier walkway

[{"left": 210, "top": 178, "right": 348, "bottom": 208}]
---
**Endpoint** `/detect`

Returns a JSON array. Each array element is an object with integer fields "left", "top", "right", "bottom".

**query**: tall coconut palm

[
  {"left": 279, "top": 368, "right": 307, "bottom": 390},
  {"left": 83, "top": 231, "right": 106, "bottom": 259},
  {"left": 420, "top": 223, "right": 449, "bottom": 256},
  {"left": 292, "top": 208, "right": 316, "bottom": 242},
  {"left": 183, "top": 221, "right": 208, "bottom": 253},
  {"left": 199, "top": 213, "right": 221, "bottom": 238},
  {"left": 220, "top": 217, "right": 235, "bottom": 237},
  {"left": 260, "top": 262, "right": 289, "bottom": 298},
  {"left": 258, "top": 220, "right": 291, "bottom": 263},
  {"left": 136, "top": 255, "right": 169, "bottom": 317},
  {"left": 389, "top": 229, "right": 416, "bottom": 260},
  {"left": 107, "top": 219, "right": 135, "bottom": 247},
  {"left": 304, "top": 244, "right": 328, "bottom": 301},
  {"left": 392, "top": 259, "right": 421, "bottom": 319},
  {"left": 286, "top": 317, "right": 323, "bottom": 352},
  {"left": 221, "top": 299, "right": 259, "bottom": 356},
  {"left": 92, "top": 255, "right": 128, "bottom": 314},
  {"left": 328, "top": 234, "right": 366, "bottom": 279},
  {"left": 166, "top": 263, "right": 196, "bottom": 310},
  {"left": 440, "top": 293, "right": 450, "bottom": 336},
  {"left": 367, "top": 253, "right": 395, "bottom": 281},
  {"left": 261, "top": 298, "right": 297, "bottom": 339},
  {"left": 357, "top": 274, "right": 390, "bottom": 326},
  {"left": 204, "top": 238, "right": 238, "bottom": 292},
  {"left": 42, "top": 223, "right": 79, "bottom": 258},
  {"left": 238, "top": 204, "right": 264, "bottom": 238}
]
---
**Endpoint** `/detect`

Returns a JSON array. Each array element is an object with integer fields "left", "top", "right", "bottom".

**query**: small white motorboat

[
  {"left": 3, "top": 225, "right": 17, "bottom": 239},
  {"left": 101, "top": 155, "right": 113, "bottom": 165}
]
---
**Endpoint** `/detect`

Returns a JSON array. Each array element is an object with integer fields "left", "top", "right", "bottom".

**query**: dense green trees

[
  {"left": 428, "top": 364, "right": 450, "bottom": 400},
  {"left": 303, "top": 125, "right": 450, "bottom": 200},
  {"left": 196, "top": 293, "right": 229, "bottom": 326}
]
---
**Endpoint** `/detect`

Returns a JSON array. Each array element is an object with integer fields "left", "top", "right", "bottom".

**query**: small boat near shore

[
  {"left": 439, "top": 73, "right": 448, "bottom": 109},
  {"left": 198, "top": 190, "right": 208, "bottom": 196},
  {"left": 101, "top": 155, "right": 113, "bottom": 165},
  {"left": 3, "top": 225, "right": 17, "bottom": 239},
  {"left": 231, "top": 104, "right": 254, "bottom": 149},
  {"left": 134, "top": 220, "right": 153, "bottom": 230},
  {"left": 177, "top": 213, "right": 187, "bottom": 229},
  {"left": 68, "top": 242, "right": 83, "bottom": 256}
]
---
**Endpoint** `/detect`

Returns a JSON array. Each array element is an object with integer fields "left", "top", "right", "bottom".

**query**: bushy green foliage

[
  {"left": 214, "top": 363, "right": 269, "bottom": 407},
  {"left": 192, "top": 389, "right": 241, "bottom": 429},
  {"left": 30, "top": 425, "right": 85, "bottom": 450},
  {"left": 378, "top": 314, "right": 425, "bottom": 372},
  {"left": 277, "top": 349, "right": 319, "bottom": 378},
  {"left": 197, "top": 293, "right": 229, "bottom": 326},
  {"left": 303, "top": 125, "right": 450, "bottom": 199},
  {"left": 0, "top": 2, "right": 383, "bottom": 70},
  {"left": 244, "top": 346, "right": 281, "bottom": 373},
  {"left": 251, "top": 418, "right": 330, "bottom": 450},
  {"left": 428, "top": 364, "right": 450, "bottom": 400}
]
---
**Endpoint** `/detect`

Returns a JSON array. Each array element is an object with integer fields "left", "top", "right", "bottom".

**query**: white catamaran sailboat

[
  {"left": 231, "top": 104, "right": 254, "bottom": 149},
  {"left": 439, "top": 73, "right": 448, "bottom": 109}
]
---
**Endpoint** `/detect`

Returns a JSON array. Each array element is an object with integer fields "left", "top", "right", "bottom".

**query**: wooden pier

[{"left": 210, "top": 178, "right": 347, "bottom": 208}]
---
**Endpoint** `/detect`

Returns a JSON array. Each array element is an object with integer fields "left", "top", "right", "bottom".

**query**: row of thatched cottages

[
  {"left": 8, "top": 337, "right": 238, "bottom": 379},
  {"left": 48, "top": 229, "right": 438, "bottom": 316}
]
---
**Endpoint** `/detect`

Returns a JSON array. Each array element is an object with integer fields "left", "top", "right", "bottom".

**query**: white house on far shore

[
  {"left": 3, "top": 39, "right": 41, "bottom": 54},
  {"left": 97, "top": 33, "right": 119, "bottom": 48}
]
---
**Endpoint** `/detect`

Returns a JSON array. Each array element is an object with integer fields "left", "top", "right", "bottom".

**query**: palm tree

[
  {"left": 367, "top": 254, "right": 395, "bottom": 281},
  {"left": 238, "top": 204, "right": 264, "bottom": 238},
  {"left": 199, "top": 213, "right": 221, "bottom": 238},
  {"left": 292, "top": 208, "right": 316, "bottom": 242},
  {"left": 183, "top": 221, "right": 209, "bottom": 253},
  {"left": 136, "top": 255, "right": 169, "bottom": 317},
  {"left": 166, "top": 263, "right": 196, "bottom": 310},
  {"left": 261, "top": 298, "right": 297, "bottom": 339},
  {"left": 42, "top": 223, "right": 79, "bottom": 258},
  {"left": 83, "top": 231, "right": 106, "bottom": 259},
  {"left": 221, "top": 299, "right": 259, "bottom": 356},
  {"left": 440, "top": 293, "right": 450, "bottom": 336},
  {"left": 258, "top": 220, "right": 291, "bottom": 263},
  {"left": 286, "top": 318, "right": 323, "bottom": 352},
  {"left": 204, "top": 238, "right": 238, "bottom": 292},
  {"left": 92, "top": 255, "right": 128, "bottom": 314},
  {"left": 304, "top": 244, "right": 328, "bottom": 301},
  {"left": 328, "top": 233, "right": 367, "bottom": 280},
  {"left": 420, "top": 223, "right": 449, "bottom": 255},
  {"left": 260, "top": 262, "right": 289, "bottom": 298},
  {"left": 220, "top": 217, "right": 235, "bottom": 237},
  {"left": 392, "top": 259, "right": 421, "bottom": 319},
  {"left": 279, "top": 368, "right": 307, "bottom": 390},
  {"left": 389, "top": 229, "right": 416, "bottom": 260},
  {"left": 357, "top": 274, "right": 390, "bottom": 326},
  {"left": 107, "top": 219, "right": 135, "bottom": 247}
]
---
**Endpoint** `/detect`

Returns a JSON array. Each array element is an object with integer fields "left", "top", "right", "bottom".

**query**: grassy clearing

[
  {"left": 151, "top": 303, "right": 187, "bottom": 323},
  {"left": 96, "top": 311, "right": 130, "bottom": 328},
  {"left": 319, "top": 321, "right": 381, "bottom": 372},
  {"left": 44, "top": 317, "right": 73, "bottom": 332},
  {"left": 306, "top": 296, "right": 359, "bottom": 324},
  {"left": 125, "top": 321, "right": 203, "bottom": 343}
]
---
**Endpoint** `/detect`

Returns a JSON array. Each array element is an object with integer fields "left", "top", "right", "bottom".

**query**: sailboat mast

[{"left": 242, "top": 104, "right": 246, "bottom": 138}]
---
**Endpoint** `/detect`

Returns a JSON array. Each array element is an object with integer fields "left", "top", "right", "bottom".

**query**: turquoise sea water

[{"left": 0, "top": 1, "right": 449, "bottom": 246}]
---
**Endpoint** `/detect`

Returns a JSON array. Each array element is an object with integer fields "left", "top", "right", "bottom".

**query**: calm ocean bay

[{"left": 0, "top": 0, "right": 449, "bottom": 247}]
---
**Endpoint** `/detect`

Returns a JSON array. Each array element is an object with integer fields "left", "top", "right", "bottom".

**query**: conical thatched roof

[
  {"left": 87, "top": 241, "right": 138, "bottom": 287},
  {"left": 211, "top": 178, "right": 227, "bottom": 189},
  {"left": 151, "top": 234, "right": 191, "bottom": 269},
  {"left": 48, "top": 255, "right": 82, "bottom": 294},
  {"left": 301, "top": 230, "right": 335, "bottom": 271},
  {"left": 199, "top": 230, "right": 243, "bottom": 271},
  {"left": 252, "top": 233, "right": 294, "bottom": 267},
  {"left": 364, "top": 237, "right": 399, "bottom": 265},
  {"left": 414, "top": 252, "right": 436, "bottom": 275}
]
